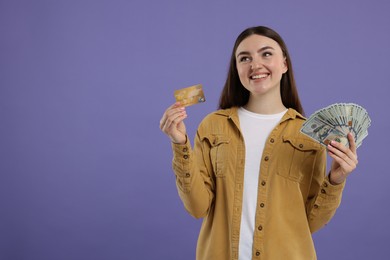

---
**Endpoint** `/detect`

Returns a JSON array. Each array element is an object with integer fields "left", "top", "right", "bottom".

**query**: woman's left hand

[{"left": 328, "top": 132, "right": 358, "bottom": 185}]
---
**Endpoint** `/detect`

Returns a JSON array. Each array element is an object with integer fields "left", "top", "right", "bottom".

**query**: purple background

[{"left": 1, "top": 0, "right": 389, "bottom": 259}]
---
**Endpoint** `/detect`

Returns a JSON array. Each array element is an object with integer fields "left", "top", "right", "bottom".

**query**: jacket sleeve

[
  {"left": 306, "top": 147, "right": 346, "bottom": 233},
  {"left": 171, "top": 130, "right": 215, "bottom": 219}
]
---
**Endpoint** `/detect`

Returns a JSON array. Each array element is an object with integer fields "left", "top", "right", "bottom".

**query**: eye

[
  {"left": 262, "top": 52, "right": 272, "bottom": 57},
  {"left": 239, "top": 56, "right": 251, "bottom": 63}
]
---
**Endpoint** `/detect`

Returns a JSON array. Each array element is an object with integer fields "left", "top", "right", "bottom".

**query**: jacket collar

[{"left": 215, "top": 106, "right": 305, "bottom": 122}]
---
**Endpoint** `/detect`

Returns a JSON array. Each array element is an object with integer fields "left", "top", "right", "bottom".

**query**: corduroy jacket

[{"left": 171, "top": 107, "right": 345, "bottom": 260}]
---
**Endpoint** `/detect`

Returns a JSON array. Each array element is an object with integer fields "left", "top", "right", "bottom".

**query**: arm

[
  {"left": 306, "top": 133, "right": 358, "bottom": 233},
  {"left": 172, "top": 131, "right": 215, "bottom": 219},
  {"left": 160, "top": 103, "right": 214, "bottom": 219},
  {"left": 307, "top": 175, "right": 346, "bottom": 233}
]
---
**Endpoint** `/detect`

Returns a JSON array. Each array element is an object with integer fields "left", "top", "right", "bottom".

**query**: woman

[{"left": 159, "top": 26, "right": 358, "bottom": 260}]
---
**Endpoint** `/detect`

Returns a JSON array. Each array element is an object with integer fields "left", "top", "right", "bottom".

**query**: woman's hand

[
  {"left": 328, "top": 133, "right": 358, "bottom": 185},
  {"left": 159, "top": 102, "right": 187, "bottom": 144}
]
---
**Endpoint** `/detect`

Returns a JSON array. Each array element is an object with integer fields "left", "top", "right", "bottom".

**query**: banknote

[
  {"left": 174, "top": 84, "right": 206, "bottom": 107},
  {"left": 300, "top": 103, "right": 371, "bottom": 148},
  {"left": 301, "top": 116, "right": 349, "bottom": 147}
]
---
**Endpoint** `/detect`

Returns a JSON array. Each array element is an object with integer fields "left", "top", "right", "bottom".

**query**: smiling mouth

[{"left": 250, "top": 74, "right": 269, "bottom": 80}]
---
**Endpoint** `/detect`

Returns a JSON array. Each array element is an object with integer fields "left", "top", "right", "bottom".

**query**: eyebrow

[{"left": 236, "top": 46, "right": 275, "bottom": 58}]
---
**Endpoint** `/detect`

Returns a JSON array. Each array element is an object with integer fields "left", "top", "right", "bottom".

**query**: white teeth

[{"left": 251, "top": 74, "right": 268, "bottom": 79}]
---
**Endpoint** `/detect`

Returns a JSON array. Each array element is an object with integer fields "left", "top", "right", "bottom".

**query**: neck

[{"left": 244, "top": 92, "right": 286, "bottom": 114}]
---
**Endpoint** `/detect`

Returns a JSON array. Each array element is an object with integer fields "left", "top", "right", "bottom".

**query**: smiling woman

[
  {"left": 219, "top": 26, "right": 303, "bottom": 116},
  {"left": 159, "top": 26, "right": 359, "bottom": 260},
  {"left": 235, "top": 35, "right": 288, "bottom": 112}
]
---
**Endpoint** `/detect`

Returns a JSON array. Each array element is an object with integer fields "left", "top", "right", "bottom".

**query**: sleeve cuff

[
  {"left": 171, "top": 136, "right": 192, "bottom": 178},
  {"left": 319, "top": 175, "right": 346, "bottom": 199},
  {"left": 172, "top": 137, "right": 191, "bottom": 157}
]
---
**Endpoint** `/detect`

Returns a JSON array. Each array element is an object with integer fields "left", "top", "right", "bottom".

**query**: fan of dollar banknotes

[{"left": 300, "top": 103, "right": 371, "bottom": 148}]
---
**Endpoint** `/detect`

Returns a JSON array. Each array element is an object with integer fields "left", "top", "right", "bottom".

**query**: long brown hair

[{"left": 218, "top": 26, "right": 304, "bottom": 115}]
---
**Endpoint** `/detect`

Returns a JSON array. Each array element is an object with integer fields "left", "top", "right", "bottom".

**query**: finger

[
  {"left": 163, "top": 107, "right": 186, "bottom": 129},
  {"left": 329, "top": 139, "right": 358, "bottom": 162},
  {"left": 347, "top": 132, "right": 357, "bottom": 154},
  {"left": 327, "top": 143, "right": 357, "bottom": 169},
  {"left": 166, "top": 106, "right": 186, "bottom": 118},
  {"left": 328, "top": 142, "right": 357, "bottom": 164},
  {"left": 328, "top": 152, "right": 354, "bottom": 176},
  {"left": 162, "top": 110, "right": 187, "bottom": 133},
  {"left": 160, "top": 103, "right": 186, "bottom": 129},
  {"left": 329, "top": 151, "right": 356, "bottom": 175},
  {"left": 166, "top": 101, "right": 184, "bottom": 112},
  {"left": 328, "top": 142, "right": 357, "bottom": 165},
  {"left": 162, "top": 114, "right": 187, "bottom": 138}
]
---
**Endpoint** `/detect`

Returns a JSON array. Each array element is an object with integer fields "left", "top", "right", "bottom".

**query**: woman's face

[{"left": 235, "top": 34, "right": 288, "bottom": 98}]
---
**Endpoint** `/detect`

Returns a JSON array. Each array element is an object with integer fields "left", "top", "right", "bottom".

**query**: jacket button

[
  {"left": 260, "top": 203, "right": 265, "bottom": 208},
  {"left": 258, "top": 225, "right": 263, "bottom": 231},
  {"left": 185, "top": 173, "right": 190, "bottom": 177},
  {"left": 183, "top": 155, "right": 189, "bottom": 159},
  {"left": 183, "top": 147, "right": 188, "bottom": 152},
  {"left": 299, "top": 144, "right": 303, "bottom": 148},
  {"left": 256, "top": 251, "right": 261, "bottom": 256},
  {"left": 261, "top": 181, "right": 266, "bottom": 186},
  {"left": 321, "top": 189, "right": 326, "bottom": 194},
  {"left": 270, "top": 138, "right": 274, "bottom": 143},
  {"left": 264, "top": 156, "right": 269, "bottom": 161}
]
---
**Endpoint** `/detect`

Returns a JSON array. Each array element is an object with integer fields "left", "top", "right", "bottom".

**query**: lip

[{"left": 249, "top": 73, "right": 269, "bottom": 80}]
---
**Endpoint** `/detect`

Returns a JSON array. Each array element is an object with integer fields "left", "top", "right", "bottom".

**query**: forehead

[{"left": 236, "top": 34, "right": 283, "bottom": 54}]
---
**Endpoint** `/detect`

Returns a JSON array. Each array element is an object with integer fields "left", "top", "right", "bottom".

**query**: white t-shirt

[{"left": 237, "top": 107, "right": 287, "bottom": 260}]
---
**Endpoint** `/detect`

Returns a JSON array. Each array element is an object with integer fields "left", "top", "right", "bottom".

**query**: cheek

[
  {"left": 235, "top": 67, "right": 247, "bottom": 86},
  {"left": 236, "top": 65, "right": 247, "bottom": 79},
  {"left": 237, "top": 71, "right": 248, "bottom": 85},
  {"left": 269, "top": 61, "right": 286, "bottom": 74}
]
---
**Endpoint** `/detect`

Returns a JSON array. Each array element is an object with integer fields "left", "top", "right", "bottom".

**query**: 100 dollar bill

[{"left": 300, "top": 116, "right": 349, "bottom": 147}]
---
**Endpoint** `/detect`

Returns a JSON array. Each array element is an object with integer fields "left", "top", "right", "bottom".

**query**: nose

[{"left": 250, "top": 59, "right": 262, "bottom": 70}]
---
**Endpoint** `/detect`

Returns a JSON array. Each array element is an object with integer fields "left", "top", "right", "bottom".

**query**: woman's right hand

[{"left": 159, "top": 102, "right": 187, "bottom": 144}]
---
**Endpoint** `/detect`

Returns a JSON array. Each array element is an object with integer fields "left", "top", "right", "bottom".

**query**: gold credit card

[{"left": 174, "top": 84, "right": 205, "bottom": 107}]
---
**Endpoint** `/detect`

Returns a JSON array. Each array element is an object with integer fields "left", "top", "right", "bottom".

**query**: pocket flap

[
  {"left": 282, "top": 135, "right": 320, "bottom": 151},
  {"left": 202, "top": 134, "right": 230, "bottom": 147}
]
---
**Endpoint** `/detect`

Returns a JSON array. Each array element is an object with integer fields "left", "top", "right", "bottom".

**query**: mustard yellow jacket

[{"left": 171, "top": 107, "right": 345, "bottom": 260}]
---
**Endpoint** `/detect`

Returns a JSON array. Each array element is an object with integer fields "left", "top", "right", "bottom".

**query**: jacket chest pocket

[
  {"left": 277, "top": 136, "right": 320, "bottom": 183},
  {"left": 207, "top": 135, "right": 230, "bottom": 178}
]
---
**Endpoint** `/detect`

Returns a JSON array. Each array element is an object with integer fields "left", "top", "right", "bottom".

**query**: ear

[{"left": 282, "top": 57, "right": 288, "bottom": 74}]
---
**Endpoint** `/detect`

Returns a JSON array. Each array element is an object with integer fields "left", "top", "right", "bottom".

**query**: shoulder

[
  {"left": 283, "top": 108, "right": 306, "bottom": 128},
  {"left": 283, "top": 109, "right": 324, "bottom": 150},
  {"left": 200, "top": 108, "right": 234, "bottom": 124},
  {"left": 197, "top": 108, "right": 236, "bottom": 134}
]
